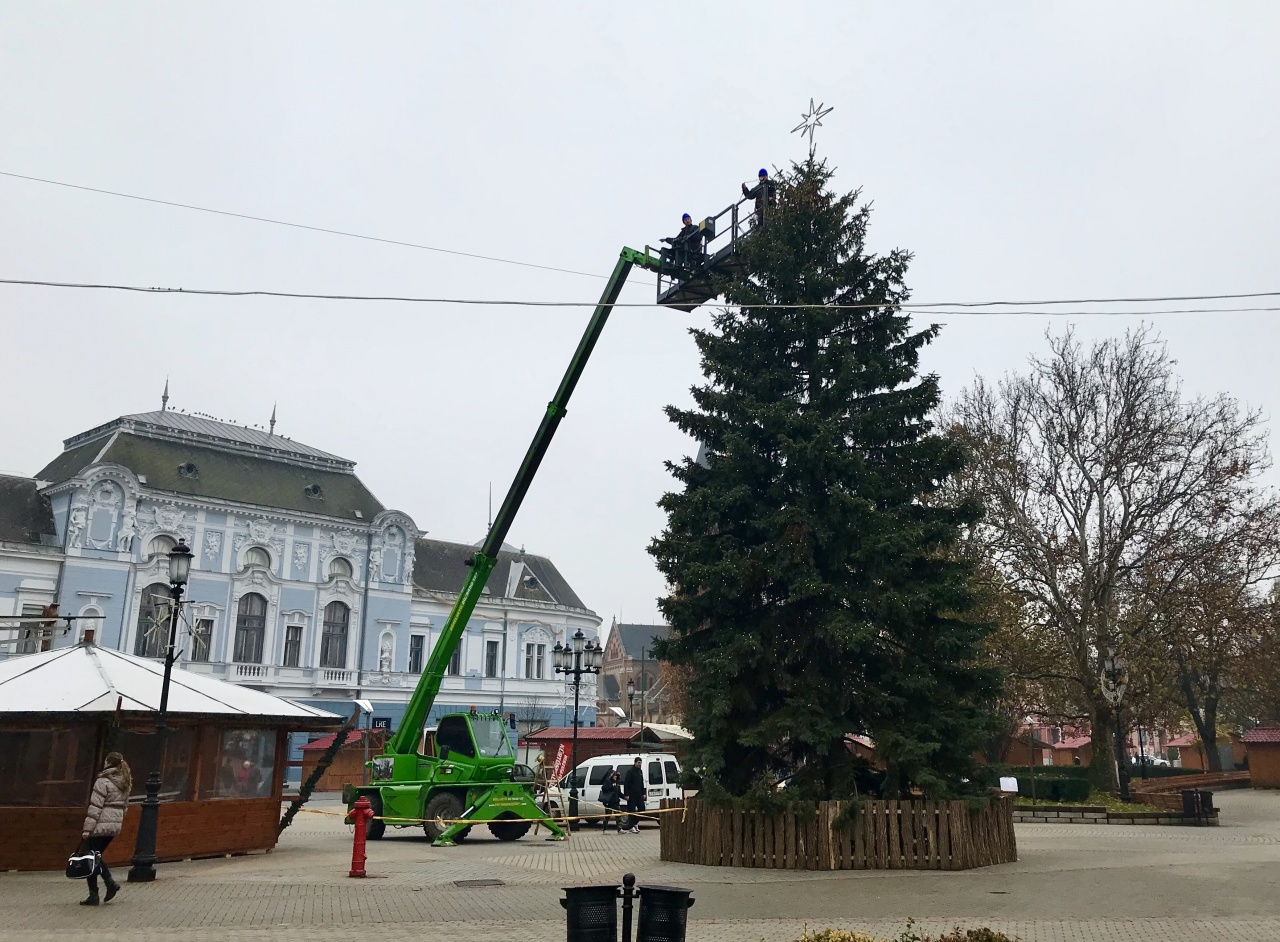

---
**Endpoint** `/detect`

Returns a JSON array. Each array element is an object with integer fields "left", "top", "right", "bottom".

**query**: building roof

[
  {"left": 0, "top": 642, "right": 339, "bottom": 727},
  {"left": 300, "top": 727, "right": 383, "bottom": 751},
  {"left": 413, "top": 538, "right": 588, "bottom": 610},
  {"left": 1167, "top": 732, "right": 1201, "bottom": 748},
  {"left": 613, "top": 623, "right": 671, "bottom": 658},
  {"left": 66, "top": 410, "right": 351, "bottom": 467},
  {"left": 526, "top": 724, "right": 688, "bottom": 743},
  {"left": 1053, "top": 734, "right": 1092, "bottom": 751},
  {"left": 1241, "top": 728, "right": 1280, "bottom": 744},
  {"left": 527, "top": 726, "right": 653, "bottom": 742},
  {"left": 0, "top": 475, "right": 57, "bottom": 545},
  {"left": 37, "top": 432, "right": 384, "bottom": 522}
]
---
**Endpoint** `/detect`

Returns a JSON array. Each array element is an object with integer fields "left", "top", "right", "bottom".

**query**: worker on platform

[
  {"left": 742, "top": 168, "right": 778, "bottom": 224},
  {"left": 661, "top": 213, "right": 704, "bottom": 271}
]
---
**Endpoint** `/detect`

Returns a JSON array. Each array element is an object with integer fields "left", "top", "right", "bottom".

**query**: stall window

[
  {"left": 0, "top": 727, "right": 97, "bottom": 806},
  {"left": 199, "top": 728, "right": 277, "bottom": 799},
  {"left": 114, "top": 728, "right": 197, "bottom": 802}
]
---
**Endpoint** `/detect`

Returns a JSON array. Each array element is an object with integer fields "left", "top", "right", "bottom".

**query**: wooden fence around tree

[{"left": 659, "top": 796, "right": 1017, "bottom": 871}]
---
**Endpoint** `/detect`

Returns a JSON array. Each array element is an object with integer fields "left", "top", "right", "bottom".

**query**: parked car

[
  {"left": 1130, "top": 755, "right": 1171, "bottom": 767},
  {"left": 550, "top": 753, "right": 683, "bottom": 825}
]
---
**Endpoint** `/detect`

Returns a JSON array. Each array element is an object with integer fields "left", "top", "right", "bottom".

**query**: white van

[{"left": 552, "top": 753, "right": 683, "bottom": 825}]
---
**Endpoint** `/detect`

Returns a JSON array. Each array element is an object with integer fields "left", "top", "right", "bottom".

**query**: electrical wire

[
  {"left": 0, "top": 169, "right": 608, "bottom": 280},
  {"left": 2, "top": 277, "right": 1279, "bottom": 316}
]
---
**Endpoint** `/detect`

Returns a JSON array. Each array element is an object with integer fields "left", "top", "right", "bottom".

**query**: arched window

[
  {"left": 320, "top": 601, "right": 350, "bottom": 669},
  {"left": 234, "top": 592, "right": 267, "bottom": 663},
  {"left": 147, "top": 535, "right": 176, "bottom": 559},
  {"left": 134, "top": 583, "right": 172, "bottom": 658},
  {"left": 244, "top": 546, "right": 271, "bottom": 569},
  {"left": 329, "top": 557, "right": 353, "bottom": 579}
]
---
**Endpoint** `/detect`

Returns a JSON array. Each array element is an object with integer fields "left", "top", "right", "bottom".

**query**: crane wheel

[
  {"left": 423, "top": 792, "right": 469, "bottom": 842},
  {"left": 488, "top": 812, "right": 532, "bottom": 842},
  {"left": 366, "top": 791, "right": 386, "bottom": 841}
]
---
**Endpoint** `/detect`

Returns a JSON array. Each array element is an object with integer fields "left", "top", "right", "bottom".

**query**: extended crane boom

[{"left": 387, "top": 246, "right": 660, "bottom": 761}]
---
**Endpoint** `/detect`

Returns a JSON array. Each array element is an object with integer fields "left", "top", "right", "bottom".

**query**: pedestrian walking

[
  {"left": 622, "top": 756, "right": 646, "bottom": 834},
  {"left": 600, "top": 770, "right": 624, "bottom": 833},
  {"left": 78, "top": 752, "right": 130, "bottom": 905}
]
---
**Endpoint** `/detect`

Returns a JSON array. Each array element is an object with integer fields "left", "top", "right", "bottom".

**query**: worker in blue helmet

[
  {"left": 660, "top": 212, "right": 705, "bottom": 271},
  {"left": 741, "top": 168, "right": 778, "bottom": 225}
]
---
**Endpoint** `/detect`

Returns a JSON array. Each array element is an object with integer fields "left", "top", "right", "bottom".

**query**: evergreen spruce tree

[{"left": 650, "top": 158, "right": 999, "bottom": 801}]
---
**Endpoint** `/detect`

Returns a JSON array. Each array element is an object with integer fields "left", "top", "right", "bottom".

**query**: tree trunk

[
  {"left": 1177, "top": 658, "right": 1223, "bottom": 772},
  {"left": 1088, "top": 701, "right": 1119, "bottom": 793},
  {"left": 1201, "top": 696, "right": 1222, "bottom": 772}
]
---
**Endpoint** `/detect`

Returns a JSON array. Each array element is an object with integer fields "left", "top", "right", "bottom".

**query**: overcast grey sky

[{"left": 2, "top": 3, "right": 1278, "bottom": 626}]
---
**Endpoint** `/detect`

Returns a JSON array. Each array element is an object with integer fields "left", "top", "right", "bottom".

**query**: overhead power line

[
  {"left": 2, "top": 278, "right": 1279, "bottom": 316},
  {"left": 0, "top": 169, "right": 609, "bottom": 280}
]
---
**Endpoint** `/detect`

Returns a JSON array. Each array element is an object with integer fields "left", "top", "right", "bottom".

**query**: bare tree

[
  {"left": 1138, "top": 499, "right": 1280, "bottom": 768},
  {"left": 953, "top": 328, "right": 1269, "bottom": 791}
]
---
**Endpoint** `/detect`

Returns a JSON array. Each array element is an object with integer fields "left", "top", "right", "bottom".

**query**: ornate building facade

[{"left": 0, "top": 408, "right": 600, "bottom": 731}]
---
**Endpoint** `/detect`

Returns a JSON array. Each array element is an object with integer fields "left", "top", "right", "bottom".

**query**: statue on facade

[
  {"left": 67, "top": 502, "right": 87, "bottom": 547},
  {"left": 116, "top": 510, "right": 137, "bottom": 553}
]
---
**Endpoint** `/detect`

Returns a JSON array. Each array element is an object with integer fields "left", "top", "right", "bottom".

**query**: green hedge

[
  {"left": 1131, "top": 764, "right": 1204, "bottom": 779},
  {"left": 1015, "top": 776, "right": 1092, "bottom": 803},
  {"left": 987, "top": 763, "right": 1092, "bottom": 781}
]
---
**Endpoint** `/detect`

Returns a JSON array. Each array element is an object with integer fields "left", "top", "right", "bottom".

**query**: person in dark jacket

[
  {"left": 661, "top": 213, "right": 704, "bottom": 270},
  {"left": 741, "top": 168, "right": 778, "bottom": 224},
  {"left": 79, "top": 752, "right": 131, "bottom": 905},
  {"left": 622, "top": 757, "right": 646, "bottom": 833},
  {"left": 599, "top": 770, "right": 624, "bottom": 833}
]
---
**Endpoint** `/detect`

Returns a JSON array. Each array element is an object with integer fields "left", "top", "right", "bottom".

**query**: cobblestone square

[{"left": 4, "top": 790, "right": 1280, "bottom": 942}]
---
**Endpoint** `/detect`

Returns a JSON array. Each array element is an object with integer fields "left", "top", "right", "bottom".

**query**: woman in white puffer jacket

[{"left": 79, "top": 752, "right": 131, "bottom": 905}]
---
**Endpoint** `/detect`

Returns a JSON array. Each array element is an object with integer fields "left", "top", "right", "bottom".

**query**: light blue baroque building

[{"left": 0, "top": 406, "right": 601, "bottom": 737}]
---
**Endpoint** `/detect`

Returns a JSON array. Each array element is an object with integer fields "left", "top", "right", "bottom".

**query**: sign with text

[
  {"left": 552, "top": 742, "right": 573, "bottom": 782},
  {"left": 371, "top": 717, "right": 391, "bottom": 731}
]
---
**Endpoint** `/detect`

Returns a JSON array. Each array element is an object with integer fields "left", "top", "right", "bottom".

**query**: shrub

[{"left": 989, "top": 764, "right": 1090, "bottom": 781}]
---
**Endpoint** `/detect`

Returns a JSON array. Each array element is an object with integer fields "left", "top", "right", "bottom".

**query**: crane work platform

[{"left": 655, "top": 191, "right": 769, "bottom": 311}]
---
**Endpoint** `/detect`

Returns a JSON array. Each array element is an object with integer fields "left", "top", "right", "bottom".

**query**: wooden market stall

[{"left": 0, "top": 639, "right": 338, "bottom": 871}]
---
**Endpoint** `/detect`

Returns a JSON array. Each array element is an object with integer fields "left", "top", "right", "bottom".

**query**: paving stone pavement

[{"left": 4, "top": 790, "right": 1280, "bottom": 941}]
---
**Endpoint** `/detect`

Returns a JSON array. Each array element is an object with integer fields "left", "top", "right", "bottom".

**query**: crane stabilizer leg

[{"left": 432, "top": 782, "right": 569, "bottom": 846}]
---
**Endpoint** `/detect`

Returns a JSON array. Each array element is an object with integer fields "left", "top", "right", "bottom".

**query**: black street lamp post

[
  {"left": 626, "top": 677, "right": 636, "bottom": 727},
  {"left": 553, "top": 628, "right": 603, "bottom": 826},
  {"left": 1100, "top": 646, "right": 1131, "bottom": 804},
  {"left": 128, "top": 538, "right": 193, "bottom": 883}
]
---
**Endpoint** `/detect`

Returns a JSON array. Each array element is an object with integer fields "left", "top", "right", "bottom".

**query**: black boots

[
  {"left": 80, "top": 888, "right": 99, "bottom": 906},
  {"left": 103, "top": 875, "right": 119, "bottom": 903}
]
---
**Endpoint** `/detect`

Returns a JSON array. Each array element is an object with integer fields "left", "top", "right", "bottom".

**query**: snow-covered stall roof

[{"left": 0, "top": 643, "right": 338, "bottom": 728}]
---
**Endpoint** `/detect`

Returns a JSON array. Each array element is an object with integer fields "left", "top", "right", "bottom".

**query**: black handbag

[{"left": 65, "top": 847, "right": 100, "bottom": 879}]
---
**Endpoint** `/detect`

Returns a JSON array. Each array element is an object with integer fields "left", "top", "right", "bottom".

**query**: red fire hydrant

[{"left": 349, "top": 795, "right": 375, "bottom": 878}]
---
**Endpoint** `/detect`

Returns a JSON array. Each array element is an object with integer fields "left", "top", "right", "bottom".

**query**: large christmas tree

[{"left": 650, "top": 158, "right": 999, "bottom": 801}]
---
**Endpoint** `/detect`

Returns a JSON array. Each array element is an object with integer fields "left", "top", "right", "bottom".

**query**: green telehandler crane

[{"left": 345, "top": 246, "right": 662, "bottom": 846}]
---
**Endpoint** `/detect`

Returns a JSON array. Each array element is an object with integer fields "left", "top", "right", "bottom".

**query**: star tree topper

[{"left": 792, "top": 98, "right": 834, "bottom": 156}]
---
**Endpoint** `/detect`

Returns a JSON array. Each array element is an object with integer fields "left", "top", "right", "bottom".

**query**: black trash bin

[
  {"left": 636, "top": 884, "right": 696, "bottom": 942},
  {"left": 1181, "top": 789, "right": 1202, "bottom": 817},
  {"left": 1199, "top": 790, "right": 1215, "bottom": 815},
  {"left": 561, "top": 884, "right": 620, "bottom": 942}
]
